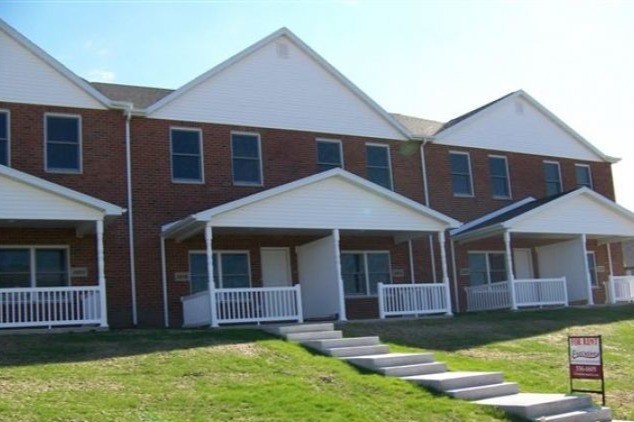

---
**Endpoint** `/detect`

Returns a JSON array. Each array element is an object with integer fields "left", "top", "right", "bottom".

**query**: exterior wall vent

[{"left": 276, "top": 42, "right": 289, "bottom": 59}]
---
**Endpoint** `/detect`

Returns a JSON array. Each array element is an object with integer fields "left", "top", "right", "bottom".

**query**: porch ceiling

[{"left": 162, "top": 168, "right": 460, "bottom": 241}]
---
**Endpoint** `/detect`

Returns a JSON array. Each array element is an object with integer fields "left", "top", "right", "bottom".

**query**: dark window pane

[
  {"left": 489, "top": 157, "right": 507, "bottom": 177},
  {"left": 171, "top": 130, "right": 201, "bottom": 154},
  {"left": 452, "top": 175, "right": 471, "bottom": 195},
  {"left": 492, "top": 178, "right": 509, "bottom": 197},
  {"left": 576, "top": 166, "right": 591, "bottom": 188},
  {"left": 190, "top": 275, "right": 208, "bottom": 294},
  {"left": 232, "top": 134, "right": 259, "bottom": 158},
  {"left": 317, "top": 141, "right": 341, "bottom": 167},
  {"left": 450, "top": 153, "right": 472, "bottom": 195},
  {"left": 0, "top": 274, "right": 30, "bottom": 288},
  {"left": 233, "top": 158, "right": 261, "bottom": 184},
  {"left": 36, "top": 249, "right": 66, "bottom": 272},
  {"left": 367, "top": 253, "right": 389, "bottom": 273},
  {"left": 366, "top": 145, "right": 389, "bottom": 167},
  {"left": 544, "top": 163, "right": 559, "bottom": 180},
  {"left": 47, "top": 116, "right": 79, "bottom": 143},
  {"left": 367, "top": 167, "right": 391, "bottom": 189},
  {"left": 189, "top": 253, "right": 218, "bottom": 291},
  {"left": 318, "top": 163, "right": 339, "bottom": 172},
  {"left": 489, "top": 254, "right": 506, "bottom": 272},
  {"left": 587, "top": 253, "right": 597, "bottom": 285},
  {"left": 0, "top": 113, "right": 7, "bottom": 139},
  {"left": 0, "top": 249, "right": 30, "bottom": 288},
  {"left": 545, "top": 181, "right": 561, "bottom": 196},
  {"left": 172, "top": 155, "right": 202, "bottom": 181},
  {"left": 450, "top": 153, "right": 469, "bottom": 174},
  {"left": 221, "top": 254, "right": 249, "bottom": 275},
  {"left": 468, "top": 254, "right": 487, "bottom": 286},
  {"left": 222, "top": 275, "right": 250, "bottom": 288},
  {"left": 0, "top": 139, "right": 7, "bottom": 166},
  {"left": 47, "top": 143, "right": 79, "bottom": 170},
  {"left": 490, "top": 271, "right": 507, "bottom": 283},
  {"left": 341, "top": 253, "right": 366, "bottom": 295},
  {"left": 36, "top": 274, "right": 67, "bottom": 287}
]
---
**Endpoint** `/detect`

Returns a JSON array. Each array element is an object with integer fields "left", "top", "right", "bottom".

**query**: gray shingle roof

[
  {"left": 390, "top": 113, "right": 445, "bottom": 137},
  {"left": 90, "top": 82, "right": 174, "bottom": 109}
]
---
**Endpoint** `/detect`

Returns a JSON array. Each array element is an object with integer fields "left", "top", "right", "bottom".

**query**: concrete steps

[{"left": 267, "top": 323, "right": 613, "bottom": 421}]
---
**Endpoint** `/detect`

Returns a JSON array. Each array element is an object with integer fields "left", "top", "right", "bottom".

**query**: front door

[
  {"left": 261, "top": 247, "right": 292, "bottom": 287},
  {"left": 513, "top": 248, "right": 534, "bottom": 279}
]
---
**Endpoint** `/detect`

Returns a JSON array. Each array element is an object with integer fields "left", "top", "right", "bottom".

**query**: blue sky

[{"left": 3, "top": 1, "right": 634, "bottom": 207}]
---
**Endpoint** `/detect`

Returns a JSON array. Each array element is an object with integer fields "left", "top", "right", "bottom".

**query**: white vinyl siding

[
  {"left": 341, "top": 251, "right": 391, "bottom": 296},
  {"left": 575, "top": 164, "right": 593, "bottom": 189},
  {"left": 170, "top": 127, "right": 203, "bottom": 183},
  {"left": 365, "top": 144, "right": 393, "bottom": 190},
  {"left": 468, "top": 251, "right": 506, "bottom": 286},
  {"left": 189, "top": 251, "right": 251, "bottom": 294},
  {"left": 316, "top": 139, "right": 343, "bottom": 172},
  {"left": 0, "top": 246, "right": 70, "bottom": 288},
  {"left": 489, "top": 155, "right": 511, "bottom": 199},
  {"left": 0, "top": 110, "right": 9, "bottom": 166},
  {"left": 231, "top": 132, "right": 262, "bottom": 186},
  {"left": 450, "top": 151, "right": 473, "bottom": 196},
  {"left": 543, "top": 161, "right": 562, "bottom": 196},
  {"left": 44, "top": 114, "right": 82, "bottom": 173}
]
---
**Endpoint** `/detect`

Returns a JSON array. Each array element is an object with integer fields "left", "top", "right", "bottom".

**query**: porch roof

[
  {"left": 451, "top": 187, "right": 634, "bottom": 243},
  {"left": 0, "top": 165, "right": 125, "bottom": 229},
  {"left": 162, "top": 168, "right": 461, "bottom": 241}
]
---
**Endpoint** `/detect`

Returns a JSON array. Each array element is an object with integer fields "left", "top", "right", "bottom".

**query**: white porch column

[
  {"left": 332, "top": 229, "right": 347, "bottom": 321},
  {"left": 438, "top": 231, "right": 453, "bottom": 316},
  {"left": 606, "top": 243, "right": 614, "bottom": 276},
  {"left": 408, "top": 240, "right": 415, "bottom": 283},
  {"left": 504, "top": 230, "right": 518, "bottom": 310},
  {"left": 96, "top": 219, "right": 108, "bottom": 328},
  {"left": 205, "top": 224, "right": 219, "bottom": 327},
  {"left": 160, "top": 236, "right": 169, "bottom": 328},
  {"left": 581, "top": 234, "right": 594, "bottom": 305}
]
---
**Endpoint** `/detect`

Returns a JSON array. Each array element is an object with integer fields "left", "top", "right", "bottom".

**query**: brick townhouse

[{"left": 1, "top": 19, "right": 633, "bottom": 330}]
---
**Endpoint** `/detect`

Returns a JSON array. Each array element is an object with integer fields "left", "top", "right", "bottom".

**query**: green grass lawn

[
  {"left": 342, "top": 305, "right": 634, "bottom": 420},
  {"left": 0, "top": 306, "right": 631, "bottom": 421}
]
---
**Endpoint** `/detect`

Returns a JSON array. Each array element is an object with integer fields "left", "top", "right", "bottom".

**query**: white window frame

[
  {"left": 543, "top": 160, "right": 563, "bottom": 195},
  {"left": 170, "top": 127, "right": 204, "bottom": 184},
  {"left": 488, "top": 154, "right": 512, "bottom": 199},
  {"left": 340, "top": 250, "right": 392, "bottom": 297},
  {"left": 188, "top": 250, "right": 253, "bottom": 292},
  {"left": 0, "top": 245, "right": 71, "bottom": 288},
  {"left": 575, "top": 163, "right": 593, "bottom": 189},
  {"left": 0, "top": 109, "right": 10, "bottom": 167},
  {"left": 44, "top": 113, "right": 83, "bottom": 174},
  {"left": 586, "top": 251, "right": 599, "bottom": 287},
  {"left": 231, "top": 131, "right": 263, "bottom": 187},
  {"left": 365, "top": 143, "right": 393, "bottom": 190},
  {"left": 316, "top": 138, "right": 344, "bottom": 171},
  {"left": 467, "top": 250, "right": 507, "bottom": 286},
  {"left": 449, "top": 150, "right": 474, "bottom": 197}
]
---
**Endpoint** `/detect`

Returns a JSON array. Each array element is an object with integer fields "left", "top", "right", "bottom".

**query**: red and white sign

[{"left": 569, "top": 336, "right": 603, "bottom": 380}]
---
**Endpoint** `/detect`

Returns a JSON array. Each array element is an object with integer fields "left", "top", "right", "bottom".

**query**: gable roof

[
  {"left": 0, "top": 164, "right": 125, "bottom": 217},
  {"left": 144, "top": 27, "right": 413, "bottom": 139},
  {"left": 390, "top": 113, "right": 444, "bottom": 138},
  {"left": 91, "top": 82, "right": 173, "bottom": 109},
  {"left": 435, "top": 90, "right": 618, "bottom": 163},
  {"left": 0, "top": 18, "right": 113, "bottom": 108}
]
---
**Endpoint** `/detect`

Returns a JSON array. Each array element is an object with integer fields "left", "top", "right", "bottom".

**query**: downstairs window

[{"left": 0, "top": 247, "right": 69, "bottom": 288}]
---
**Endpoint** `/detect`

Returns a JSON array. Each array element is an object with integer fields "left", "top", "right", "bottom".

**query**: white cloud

[{"left": 87, "top": 69, "right": 116, "bottom": 83}]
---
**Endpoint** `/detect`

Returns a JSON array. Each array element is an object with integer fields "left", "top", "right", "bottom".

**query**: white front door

[
  {"left": 261, "top": 247, "right": 292, "bottom": 287},
  {"left": 513, "top": 248, "right": 534, "bottom": 279}
]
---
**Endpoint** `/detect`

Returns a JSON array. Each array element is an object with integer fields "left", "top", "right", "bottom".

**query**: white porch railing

[
  {"left": 514, "top": 277, "right": 568, "bottom": 307},
  {"left": 608, "top": 275, "right": 634, "bottom": 303},
  {"left": 465, "top": 278, "right": 568, "bottom": 312},
  {"left": 0, "top": 286, "right": 102, "bottom": 329},
  {"left": 465, "top": 281, "right": 511, "bottom": 312},
  {"left": 378, "top": 282, "right": 449, "bottom": 318},
  {"left": 181, "top": 285, "right": 303, "bottom": 327}
]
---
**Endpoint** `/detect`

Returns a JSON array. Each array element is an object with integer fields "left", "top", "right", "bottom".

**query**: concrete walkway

[{"left": 265, "top": 323, "right": 612, "bottom": 422}]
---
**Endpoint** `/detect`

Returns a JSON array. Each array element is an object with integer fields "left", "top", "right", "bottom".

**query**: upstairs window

[
  {"left": 366, "top": 144, "right": 393, "bottom": 190},
  {"left": 232, "top": 133, "right": 262, "bottom": 185},
  {"left": 543, "top": 161, "right": 562, "bottom": 196},
  {"left": 575, "top": 164, "right": 593, "bottom": 189},
  {"left": 489, "top": 155, "right": 511, "bottom": 199},
  {"left": 189, "top": 251, "right": 251, "bottom": 294},
  {"left": 450, "top": 152, "right": 473, "bottom": 196},
  {"left": 171, "top": 128, "right": 203, "bottom": 183},
  {"left": 341, "top": 251, "right": 391, "bottom": 296},
  {"left": 468, "top": 252, "right": 506, "bottom": 286},
  {"left": 0, "top": 111, "right": 8, "bottom": 166},
  {"left": 45, "top": 114, "right": 81, "bottom": 173},
  {"left": 0, "top": 247, "right": 69, "bottom": 288},
  {"left": 316, "top": 139, "right": 343, "bottom": 172}
]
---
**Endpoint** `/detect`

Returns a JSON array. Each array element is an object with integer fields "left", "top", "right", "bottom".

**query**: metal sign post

[{"left": 568, "top": 335, "right": 605, "bottom": 406}]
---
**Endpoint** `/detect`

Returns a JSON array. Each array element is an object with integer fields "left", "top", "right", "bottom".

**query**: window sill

[
  {"left": 492, "top": 196, "right": 512, "bottom": 201},
  {"left": 46, "top": 168, "right": 82, "bottom": 175},
  {"left": 172, "top": 179, "right": 205, "bottom": 185},
  {"left": 233, "top": 182, "right": 263, "bottom": 187},
  {"left": 453, "top": 193, "right": 474, "bottom": 198}
]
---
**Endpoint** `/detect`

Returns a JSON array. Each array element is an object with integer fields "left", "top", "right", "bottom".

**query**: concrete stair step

[
  {"left": 325, "top": 344, "right": 390, "bottom": 358},
  {"left": 285, "top": 330, "right": 343, "bottom": 342},
  {"left": 345, "top": 352, "right": 435, "bottom": 368},
  {"left": 476, "top": 393, "right": 594, "bottom": 420},
  {"left": 446, "top": 382, "right": 520, "bottom": 401},
  {"left": 302, "top": 336, "right": 380, "bottom": 350},
  {"left": 537, "top": 406, "right": 611, "bottom": 422},
  {"left": 265, "top": 323, "right": 334, "bottom": 336},
  {"left": 378, "top": 362, "right": 448, "bottom": 377},
  {"left": 404, "top": 371, "right": 505, "bottom": 391}
]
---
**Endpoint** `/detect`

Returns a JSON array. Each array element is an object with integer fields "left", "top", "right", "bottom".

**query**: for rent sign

[{"left": 569, "top": 336, "right": 603, "bottom": 379}]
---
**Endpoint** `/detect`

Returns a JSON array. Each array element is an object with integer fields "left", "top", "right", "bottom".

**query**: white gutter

[{"left": 419, "top": 139, "right": 437, "bottom": 283}]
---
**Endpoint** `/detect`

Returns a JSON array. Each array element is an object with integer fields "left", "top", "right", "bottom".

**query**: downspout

[
  {"left": 123, "top": 105, "right": 138, "bottom": 326},
  {"left": 419, "top": 140, "right": 437, "bottom": 282}
]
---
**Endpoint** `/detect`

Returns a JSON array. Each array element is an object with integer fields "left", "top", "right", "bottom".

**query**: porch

[
  {"left": 162, "top": 169, "right": 460, "bottom": 327},
  {"left": 0, "top": 165, "right": 124, "bottom": 329},
  {"left": 452, "top": 188, "right": 634, "bottom": 313}
]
